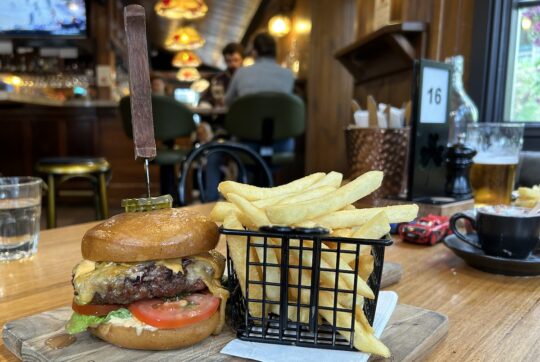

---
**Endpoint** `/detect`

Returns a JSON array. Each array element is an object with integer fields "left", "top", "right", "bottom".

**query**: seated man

[
  {"left": 203, "top": 42, "right": 245, "bottom": 107},
  {"left": 204, "top": 34, "right": 296, "bottom": 201},
  {"left": 197, "top": 43, "right": 245, "bottom": 144},
  {"left": 225, "top": 33, "right": 294, "bottom": 105},
  {"left": 225, "top": 32, "right": 296, "bottom": 153}
]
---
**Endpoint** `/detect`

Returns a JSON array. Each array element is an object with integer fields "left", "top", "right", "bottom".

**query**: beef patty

[{"left": 73, "top": 260, "right": 207, "bottom": 305}]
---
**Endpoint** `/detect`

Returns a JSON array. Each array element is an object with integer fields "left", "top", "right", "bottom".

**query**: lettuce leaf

[
  {"left": 65, "top": 313, "right": 104, "bottom": 334},
  {"left": 103, "top": 308, "right": 131, "bottom": 321},
  {"left": 65, "top": 308, "right": 132, "bottom": 334}
]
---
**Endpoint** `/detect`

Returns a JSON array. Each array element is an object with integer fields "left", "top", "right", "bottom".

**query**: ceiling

[{"left": 138, "top": 0, "right": 261, "bottom": 69}]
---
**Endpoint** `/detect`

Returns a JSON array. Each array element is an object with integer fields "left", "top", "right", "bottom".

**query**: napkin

[{"left": 221, "top": 291, "right": 398, "bottom": 362}]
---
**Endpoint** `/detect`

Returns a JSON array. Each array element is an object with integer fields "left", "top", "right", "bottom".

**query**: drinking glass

[
  {"left": 0, "top": 177, "right": 42, "bottom": 261},
  {"left": 465, "top": 123, "right": 524, "bottom": 205}
]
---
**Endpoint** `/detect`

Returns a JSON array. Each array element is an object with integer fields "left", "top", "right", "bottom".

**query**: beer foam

[
  {"left": 479, "top": 205, "right": 533, "bottom": 217},
  {"left": 473, "top": 154, "right": 519, "bottom": 164}
]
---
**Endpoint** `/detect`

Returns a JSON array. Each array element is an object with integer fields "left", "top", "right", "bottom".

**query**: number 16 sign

[
  {"left": 407, "top": 59, "right": 452, "bottom": 201},
  {"left": 419, "top": 61, "right": 451, "bottom": 124}
]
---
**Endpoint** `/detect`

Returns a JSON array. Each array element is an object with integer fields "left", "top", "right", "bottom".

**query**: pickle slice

[{"left": 121, "top": 194, "right": 173, "bottom": 212}]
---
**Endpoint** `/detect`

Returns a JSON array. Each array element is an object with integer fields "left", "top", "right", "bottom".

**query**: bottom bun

[{"left": 89, "top": 311, "right": 220, "bottom": 350}]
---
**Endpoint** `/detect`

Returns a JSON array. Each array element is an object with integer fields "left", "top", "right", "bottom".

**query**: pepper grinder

[{"left": 445, "top": 135, "right": 476, "bottom": 200}]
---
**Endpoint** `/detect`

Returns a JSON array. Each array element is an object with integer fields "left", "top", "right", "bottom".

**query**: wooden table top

[{"left": 1, "top": 202, "right": 539, "bottom": 361}]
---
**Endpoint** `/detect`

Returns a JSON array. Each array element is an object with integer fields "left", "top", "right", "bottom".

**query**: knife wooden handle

[{"left": 124, "top": 4, "right": 156, "bottom": 159}]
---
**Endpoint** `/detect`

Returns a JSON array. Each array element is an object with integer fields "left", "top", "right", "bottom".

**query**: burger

[{"left": 65, "top": 208, "right": 229, "bottom": 350}]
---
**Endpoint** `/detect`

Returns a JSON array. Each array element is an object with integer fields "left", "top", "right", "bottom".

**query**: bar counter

[
  {"left": 0, "top": 99, "right": 159, "bottom": 205},
  {"left": 1, "top": 203, "right": 538, "bottom": 361}
]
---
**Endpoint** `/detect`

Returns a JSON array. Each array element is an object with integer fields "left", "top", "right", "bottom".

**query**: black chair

[{"left": 178, "top": 141, "right": 273, "bottom": 205}]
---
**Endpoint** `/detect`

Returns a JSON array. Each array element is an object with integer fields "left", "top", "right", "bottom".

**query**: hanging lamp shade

[
  {"left": 172, "top": 50, "right": 202, "bottom": 67},
  {"left": 165, "top": 27, "right": 205, "bottom": 51},
  {"left": 155, "top": 0, "right": 208, "bottom": 20},
  {"left": 176, "top": 67, "right": 201, "bottom": 82},
  {"left": 191, "top": 78, "right": 210, "bottom": 93}
]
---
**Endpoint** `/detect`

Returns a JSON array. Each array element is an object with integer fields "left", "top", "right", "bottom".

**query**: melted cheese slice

[
  {"left": 156, "top": 258, "right": 184, "bottom": 274},
  {"left": 73, "top": 260, "right": 96, "bottom": 279},
  {"left": 186, "top": 250, "right": 229, "bottom": 333}
]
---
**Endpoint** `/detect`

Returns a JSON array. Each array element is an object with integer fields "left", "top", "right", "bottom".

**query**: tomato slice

[
  {"left": 72, "top": 300, "right": 120, "bottom": 316},
  {"left": 128, "top": 294, "right": 220, "bottom": 329}
]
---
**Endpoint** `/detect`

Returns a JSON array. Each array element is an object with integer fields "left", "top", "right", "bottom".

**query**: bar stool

[{"left": 35, "top": 157, "right": 111, "bottom": 228}]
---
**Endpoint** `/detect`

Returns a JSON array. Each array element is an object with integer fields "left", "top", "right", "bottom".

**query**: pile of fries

[
  {"left": 210, "top": 171, "right": 418, "bottom": 357},
  {"left": 516, "top": 185, "right": 540, "bottom": 208}
]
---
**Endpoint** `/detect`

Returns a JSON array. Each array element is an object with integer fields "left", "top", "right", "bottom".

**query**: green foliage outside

[{"left": 512, "top": 6, "right": 540, "bottom": 122}]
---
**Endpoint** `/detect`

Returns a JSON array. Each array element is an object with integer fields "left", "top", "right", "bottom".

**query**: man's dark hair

[
  {"left": 253, "top": 33, "right": 276, "bottom": 58},
  {"left": 222, "top": 43, "right": 244, "bottom": 57}
]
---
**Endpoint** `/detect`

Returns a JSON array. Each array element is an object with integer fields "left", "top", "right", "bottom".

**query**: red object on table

[{"left": 399, "top": 214, "right": 452, "bottom": 245}]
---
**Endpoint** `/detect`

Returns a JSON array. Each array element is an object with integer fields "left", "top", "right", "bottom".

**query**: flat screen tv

[{"left": 0, "top": 0, "right": 87, "bottom": 38}]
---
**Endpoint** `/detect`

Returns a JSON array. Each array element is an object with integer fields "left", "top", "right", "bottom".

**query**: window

[
  {"left": 469, "top": 0, "right": 540, "bottom": 150},
  {"left": 505, "top": 3, "right": 540, "bottom": 122}
]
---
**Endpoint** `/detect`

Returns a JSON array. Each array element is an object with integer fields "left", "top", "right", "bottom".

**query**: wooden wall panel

[
  {"left": 305, "top": 0, "right": 357, "bottom": 174},
  {"left": 429, "top": 0, "right": 475, "bottom": 81},
  {"left": 351, "top": 0, "right": 475, "bottom": 108},
  {"left": 353, "top": 71, "right": 413, "bottom": 110}
]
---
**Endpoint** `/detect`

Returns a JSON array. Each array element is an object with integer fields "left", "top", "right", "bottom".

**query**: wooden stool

[{"left": 35, "top": 157, "right": 111, "bottom": 228}]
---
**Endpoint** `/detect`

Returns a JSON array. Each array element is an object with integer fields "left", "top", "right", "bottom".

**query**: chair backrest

[
  {"left": 119, "top": 95, "right": 196, "bottom": 141},
  {"left": 178, "top": 141, "right": 273, "bottom": 205},
  {"left": 224, "top": 92, "right": 305, "bottom": 142}
]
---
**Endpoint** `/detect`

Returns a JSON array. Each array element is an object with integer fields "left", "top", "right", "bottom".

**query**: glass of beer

[{"left": 466, "top": 123, "right": 524, "bottom": 205}]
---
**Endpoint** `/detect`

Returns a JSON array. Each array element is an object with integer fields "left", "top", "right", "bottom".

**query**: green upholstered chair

[
  {"left": 119, "top": 95, "right": 196, "bottom": 199},
  {"left": 224, "top": 92, "right": 305, "bottom": 166}
]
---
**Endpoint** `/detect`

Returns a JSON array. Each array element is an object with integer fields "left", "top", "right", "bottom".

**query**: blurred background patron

[{"left": 225, "top": 33, "right": 294, "bottom": 105}]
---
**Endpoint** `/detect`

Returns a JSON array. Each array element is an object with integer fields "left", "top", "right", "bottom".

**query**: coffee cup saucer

[{"left": 443, "top": 234, "right": 540, "bottom": 276}]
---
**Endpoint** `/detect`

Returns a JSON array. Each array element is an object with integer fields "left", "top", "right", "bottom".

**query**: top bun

[{"left": 82, "top": 208, "right": 219, "bottom": 262}]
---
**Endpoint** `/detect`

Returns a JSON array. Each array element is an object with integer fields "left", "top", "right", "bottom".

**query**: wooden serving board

[
  {"left": 3, "top": 304, "right": 447, "bottom": 362},
  {"left": 380, "top": 262, "right": 402, "bottom": 288}
]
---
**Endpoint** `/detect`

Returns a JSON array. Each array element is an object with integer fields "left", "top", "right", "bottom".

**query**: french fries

[
  {"left": 218, "top": 172, "right": 325, "bottom": 201},
  {"left": 213, "top": 171, "right": 418, "bottom": 357},
  {"left": 516, "top": 185, "right": 540, "bottom": 208},
  {"left": 307, "top": 171, "right": 343, "bottom": 189},
  {"left": 301, "top": 204, "right": 419, "bottom": 229},
  {"left": 222, "top": 215, "right": 263, "bottom": 317},
  {"left": 266, "top": 171, "right": 383, "bottom": 225}
]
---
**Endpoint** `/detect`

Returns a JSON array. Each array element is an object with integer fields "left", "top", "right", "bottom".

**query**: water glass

[{"left": 0, "top": 177, "right": 42, "bottom": 261}]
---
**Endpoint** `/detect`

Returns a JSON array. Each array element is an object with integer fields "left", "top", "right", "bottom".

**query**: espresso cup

[{"left": 450, "top": 206, "right": 540, "bottom": 259}]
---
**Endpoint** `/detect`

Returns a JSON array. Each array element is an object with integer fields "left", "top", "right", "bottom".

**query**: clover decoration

[{"left": 420, "top": 133, "right": 445, "bottom": 167}]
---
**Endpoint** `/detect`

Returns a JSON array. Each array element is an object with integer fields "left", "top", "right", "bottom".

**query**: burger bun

[
  {"left": 82, "top": 208, "right": 219, "bottom": 262},
  {"left": 89, "top": 311, "right": 220, "bottom": 350}
]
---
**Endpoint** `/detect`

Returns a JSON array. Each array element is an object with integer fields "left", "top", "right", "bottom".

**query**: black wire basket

[{"left": 221, "top": 225, "right": 393, "bottom": 351}]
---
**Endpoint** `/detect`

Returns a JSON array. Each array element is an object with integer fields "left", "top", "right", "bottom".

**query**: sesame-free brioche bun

[
  {"left": 89, "top": 311, "right": 220, "bottom": 350},
  {"left": 81, "top": 208, "right": 219, "bottom": 262}
]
